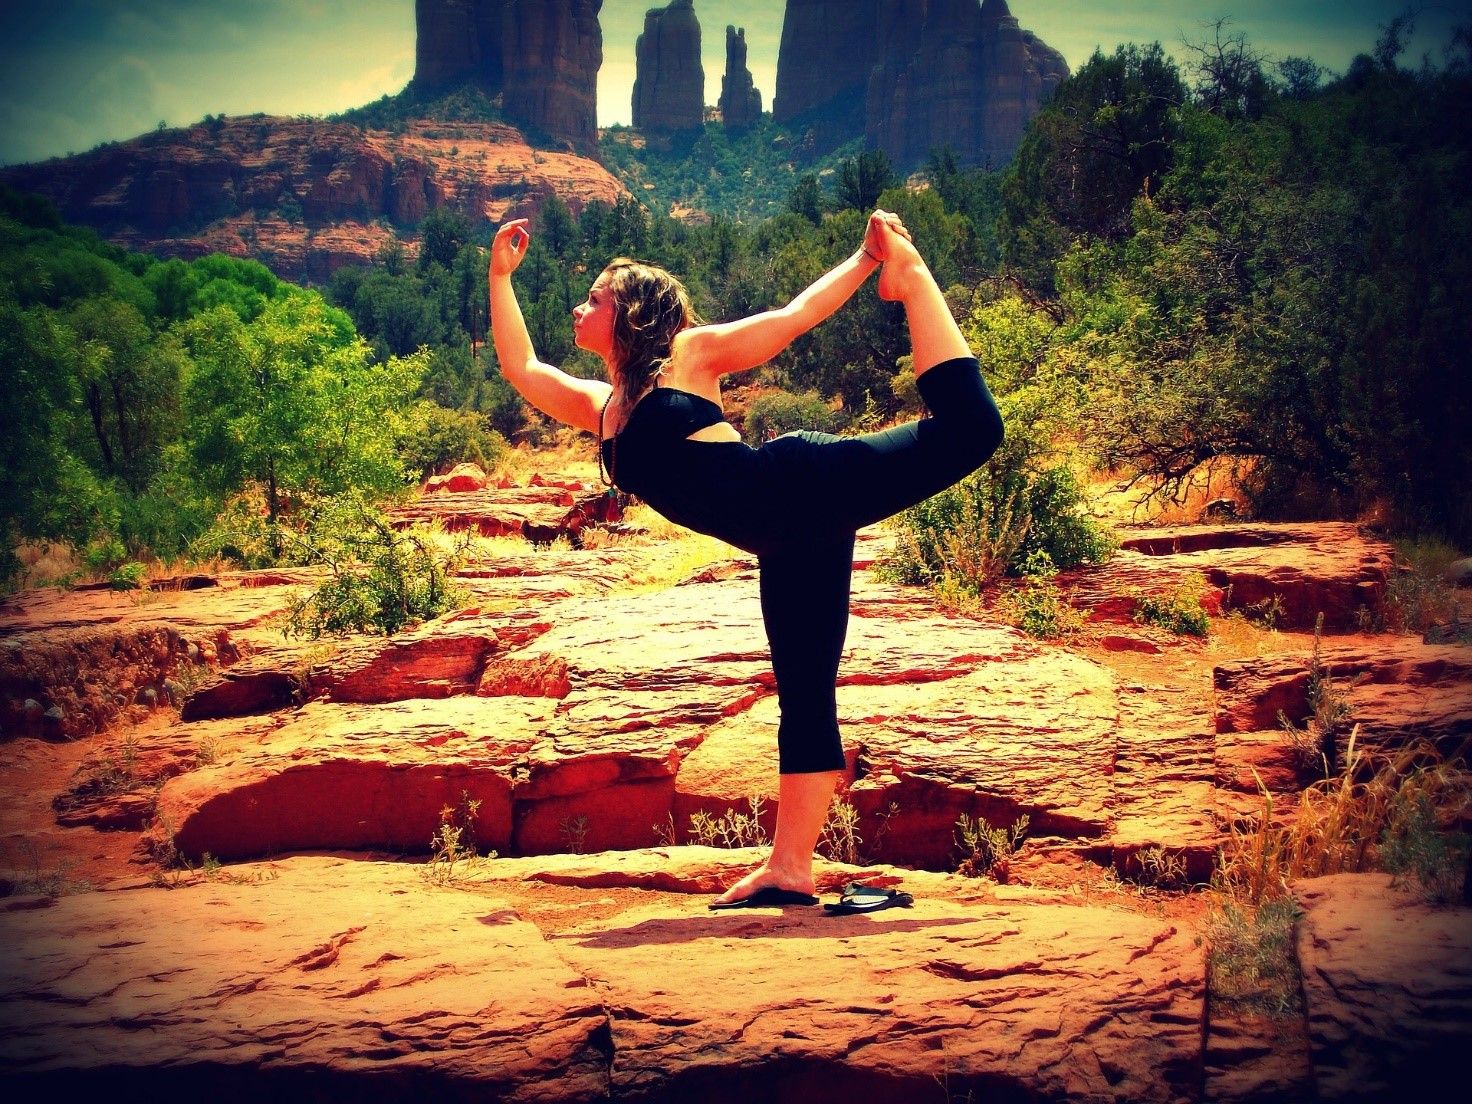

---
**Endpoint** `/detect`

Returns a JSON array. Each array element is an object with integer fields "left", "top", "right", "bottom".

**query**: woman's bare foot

[
  {"left": 877, "top": 230, "right": 927, "bottom": 302},
  {"left": 711, "top": 859, "right": 816, "bottom": 905}
]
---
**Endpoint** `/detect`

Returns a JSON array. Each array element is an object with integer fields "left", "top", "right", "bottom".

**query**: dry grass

[{"left": 1215, "top": 730, "right": 1470, "bottom": 906}]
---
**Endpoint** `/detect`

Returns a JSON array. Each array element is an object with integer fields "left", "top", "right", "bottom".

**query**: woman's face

[{"left": 572, "top": 272, "right": 617, "bottom": 360}]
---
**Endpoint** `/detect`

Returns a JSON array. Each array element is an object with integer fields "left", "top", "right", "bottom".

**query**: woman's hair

[{"left": 602, "top": 258, "right": 701, "bottom": 407}]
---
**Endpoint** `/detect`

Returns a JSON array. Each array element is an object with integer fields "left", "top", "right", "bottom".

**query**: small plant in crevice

[
  {"left": 1240, "top": 593, "right": 1285, "bottom": 631},
  {"left": 1132, "top": 845, "right": 1190, "bottom": 891},
  {"left": 147, "top": 814, "right": 197, "bottom": 888},
  {"left": 3, "top": 838, "right": 92, "bottom": 898},
  {"left": 423, "top": 791, "right": 494, "bottom": 885},
  {"left": 817, "top": 798, "right": 862, "bottom": 865},
  {"left": 995, "top": 550, "right": 1084, "bottom": 640},
  {"left": 1277, "top": 615, "right": 1363, "bottom": 779},
  {"left": 954, "top": 812, "right": 1029, "bottom": 882},
  {"left": 559, "top": 815, "right": 590, "bottom": 855},
  {"left": 687, "top": 795, "right": 770, "bottom": 849}
]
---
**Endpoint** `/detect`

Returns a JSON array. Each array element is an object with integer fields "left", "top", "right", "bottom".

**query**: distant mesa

[
  {"left": 780, "top": 0, "right": 1068, "bottom": 168},
  {"left": 413, "top": 0, "right": 603, "bottom": 155},
  {"left": 632, "top": 0, "right": 705, "bottom": 133},
  {"left": 719, "top": 25, "right": 763, "bottom": 131}
]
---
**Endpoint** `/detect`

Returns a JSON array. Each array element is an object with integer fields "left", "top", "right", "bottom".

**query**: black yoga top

[{"left": 600, "top": 386, "right": 776, "bottom": 553}]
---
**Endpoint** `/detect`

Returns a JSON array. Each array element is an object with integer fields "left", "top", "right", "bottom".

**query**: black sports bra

[{"left": 600, "top": 386, "right": 728, "bottom": 486}]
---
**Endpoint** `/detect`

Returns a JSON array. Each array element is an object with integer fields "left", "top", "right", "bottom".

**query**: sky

[{"left": 1, "top": 0, "right": 1469, "bottom": 166}]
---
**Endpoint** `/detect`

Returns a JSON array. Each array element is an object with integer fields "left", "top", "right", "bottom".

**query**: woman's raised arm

[
  {"left": 676, "top": 210, "right": 909, "bottom": 381},
  {"left": 488, "top": 219, "right": 610, "bottom": 435}
]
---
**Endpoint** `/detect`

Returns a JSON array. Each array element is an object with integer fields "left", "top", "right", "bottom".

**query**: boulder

[
  {"left": 423, "top": 461, "right": 489, "bottom": 494},
  {"left": 1294, "top": 873, "right": 1472, "bottom": 1100}
]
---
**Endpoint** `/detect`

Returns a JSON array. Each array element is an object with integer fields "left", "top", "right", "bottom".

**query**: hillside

[{"left": 0, "top": 113, "right": 626, "bottom": 283}]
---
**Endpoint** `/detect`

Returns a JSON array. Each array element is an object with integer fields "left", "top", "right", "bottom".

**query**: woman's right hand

[
  {"left": 862, "top": 208, "right": 911, "bottom": 262},
  {"left": 490, "top": 218, "right": 531, "bottom": 277}
]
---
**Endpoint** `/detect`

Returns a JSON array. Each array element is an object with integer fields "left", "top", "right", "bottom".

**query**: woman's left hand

[{"left": 862, "top": 209, "right": 911, "bottom": 262}]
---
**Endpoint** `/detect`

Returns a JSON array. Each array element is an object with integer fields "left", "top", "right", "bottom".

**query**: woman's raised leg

[{"left": 877, "top": 227, "right": 972, "bottom": 376}]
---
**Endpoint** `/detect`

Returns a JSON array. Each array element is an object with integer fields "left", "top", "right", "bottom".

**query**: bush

[
  {"left": 1133, "top": 574, "right": 1211, "bottom": 636},
  {"left": 282, "top": 497, "right": 468, "bottom": 637},
  {"left": 742, "top": 389, "right": 842, "bottom": 444},
  {"left": 396, "top": 400, "right": 508, "bottom": 481},
  {"left": 879, "top": 389, "right": 1115, "bottom": 597}
]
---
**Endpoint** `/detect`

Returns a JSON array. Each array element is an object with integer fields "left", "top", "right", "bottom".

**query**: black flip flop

[
  {"left": 708, "top": 886, "right": 820, "bottom": 910},
  {"left": 822, "top": 882, "right": 914, "bottom": 915}
]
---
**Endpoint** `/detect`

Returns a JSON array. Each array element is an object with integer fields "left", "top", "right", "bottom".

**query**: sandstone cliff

[
  {"left": 0, "top": 115, "right": 625, "bottom": 284},
  {"left": 502, "top": 0, "right": 604, "bottom": 155},
  {"left": 632, "top": 0, "right": 705, "bottom": 133},
  {"left": 777, "top": 0, "right": 1067, "bottom": 168},
  {"left": 413, "top": 0, "right": 506, "bottom": 92},
  {"left": 773, "top": 0, "right": 879, "bottom": 145},
  {"left": 413, "top": 0, "right": 602, "bottom": 155},
  {"left": 718, "top": 25, "right": 763, "bottom": 130}
]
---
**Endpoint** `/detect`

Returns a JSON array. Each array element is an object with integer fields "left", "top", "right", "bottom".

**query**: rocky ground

[{"left": 1, "top": 469, "right": 1469, "bottom": 1102}]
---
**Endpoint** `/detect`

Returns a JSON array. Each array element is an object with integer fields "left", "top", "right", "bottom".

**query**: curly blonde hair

[{"left": 602, "top": 258, "right": 702, "bottom": 407}]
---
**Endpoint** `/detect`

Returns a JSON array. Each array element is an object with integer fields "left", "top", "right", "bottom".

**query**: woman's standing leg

[{"left": 712, "top": 535, "right": 854, "bottom": 905}]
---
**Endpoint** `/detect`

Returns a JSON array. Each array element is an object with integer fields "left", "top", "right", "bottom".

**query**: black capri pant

[{"left": 755, "top": 356, "right": 1003, "bottom": 773}]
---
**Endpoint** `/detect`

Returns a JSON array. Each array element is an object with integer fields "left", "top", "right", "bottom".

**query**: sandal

[{"left": 822, "top": 881, "right": 914, "bottom": 915}]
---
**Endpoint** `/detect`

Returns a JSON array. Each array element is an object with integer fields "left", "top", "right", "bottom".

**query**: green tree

[
  {"left": 1000, "top": 43, "right": 1188, "bottom": 292},
  {"left": 417, "top": 206, "right": 472, "bottom": 274},
  {"left": 179, "top": 294, "right": 422, "bottom": 545},
  {"left": 834, "top": 149, "right": 897, "bottom": 212}
]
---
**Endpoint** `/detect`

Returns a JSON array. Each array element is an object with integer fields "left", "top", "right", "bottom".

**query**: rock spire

[
  {"left": 719, "top": 25, "right": 763, "bottom": 130},
  {"left": 412, "top": 0, "right": 603, "bottom": 154},
  {"left": 632, "top": 0, "right": 705, "bottom": 133}
]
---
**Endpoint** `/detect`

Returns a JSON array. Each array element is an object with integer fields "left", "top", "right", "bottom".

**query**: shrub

[
  {"left": 282, "top": 497, "right": 468, "bottom": 637},
  {"left": 997, "top": 552, "right": 1085, "bottom": 639},
  {"left": 1133, "top": 574, "right": 1211, "bottom": 636},
  {"left": 879, "top": 387, "right": 1115, "bottom": 598},
  {"left": 743, "top": 389, "right": 842, "bottom": 444},
  {"left": 396, "top": 400, "right": 508, "bottom": 481}
]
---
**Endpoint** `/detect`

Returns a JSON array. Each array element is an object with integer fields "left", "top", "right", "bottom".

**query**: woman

[{"left": 489, "top": 209, "right": 1003, "bottom": 907}]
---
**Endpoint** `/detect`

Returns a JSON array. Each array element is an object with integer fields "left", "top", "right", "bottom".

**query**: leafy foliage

[{"left": 283, "top": 498, "right": 468, "bottom": 638}]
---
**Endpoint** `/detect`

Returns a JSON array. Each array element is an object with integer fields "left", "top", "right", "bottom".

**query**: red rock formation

[
  {"left": 413, "top": 0, "right": 507, "bottom": 91},
  {"left": 771, "top": 0, "right": 1065, "bottom": 167},
  {"left": 718, "top": 25, "right": 762, "bottom": 130},
  {"left": 865, "top": 0, "right": 1069, "bottom": 168},
  {"left": 0, "top": 116, "right": 625, "bottom": 283},
  {"left": 773, "top": 0, "right": 879, "bottom": 141},
  {"left": 501, "top": 0, "right": 603, "bottom": 154},
  {"left": 412, "top": 0, "right": 600, "bottom": 154},
  {"left": 632, "top": 0, "right": 705, "bottom": 133}
]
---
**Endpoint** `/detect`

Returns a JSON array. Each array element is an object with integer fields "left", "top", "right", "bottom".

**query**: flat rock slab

[
  {"left": 1213, "top": 637, "right": 1472, "bottom": 752},
  {"left": 0, "top": 851, "right": 1205, "bottom": 1104},
  {"left": 0, "top": 856, "right": 610, "bottom": 1102},
  {"left": 1294, "top": 873, "right": 1472, "bottom": 1101},
  {"left": 1076, "top": 523, "right": 1392, "bottom": 631}
]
